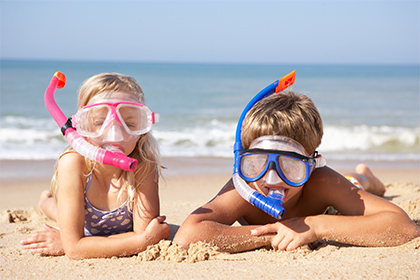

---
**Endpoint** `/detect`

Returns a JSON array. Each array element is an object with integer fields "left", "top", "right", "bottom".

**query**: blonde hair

[
  {"left": 241, "top": 90, "right": 323, "bottom": 155},
  {"left": 51, "top": 73, "right": 161, "bottom": 209}
]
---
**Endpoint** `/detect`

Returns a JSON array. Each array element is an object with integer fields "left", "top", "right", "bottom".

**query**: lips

[{"left": 101, "top": 144, "right": 125, "bottom": 154}]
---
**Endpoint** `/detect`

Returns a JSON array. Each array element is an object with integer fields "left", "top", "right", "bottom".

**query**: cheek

[
  {"left": 125, "top": 136, "right": 141, "bottom": 154},
  {"left": 284, "top": 186, "right": 303, "bottom": 201},
  {"left": 84, "top": 136, "right": 101, "bottom": 147},
  {"left": 248, "top": 181, "right": 266, "bottom": 195}
]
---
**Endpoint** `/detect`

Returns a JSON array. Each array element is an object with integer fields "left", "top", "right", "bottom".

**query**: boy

[{"left": 173, "top": 88, "right": 419, "bottom": 253}]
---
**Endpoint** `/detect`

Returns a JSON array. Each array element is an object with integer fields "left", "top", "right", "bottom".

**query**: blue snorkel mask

[{"left": 232, "top": 71, "right": 297, "bottom": 220}]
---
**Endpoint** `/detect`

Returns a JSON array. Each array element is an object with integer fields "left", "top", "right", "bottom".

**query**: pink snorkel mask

[
  {"left": 72, "top": 94, "right": 159, "bottom": 144},
  {"left": 44, "top": 72, "right": 155, "bottom": 172}
]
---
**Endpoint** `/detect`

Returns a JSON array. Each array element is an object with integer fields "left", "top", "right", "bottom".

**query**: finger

[
  {"left": 286, "top": 238, "right": 303, "bottom": 251},
  {"left": 23, "top": 241, "right": 47, "bottom": 250},
  {"left": 155, "top": 215, "right": 167, "bottom": 223},
  {"left": 43, "top": 224, "right": 57, "bottom": 231},
  {"left": 30, "top": 247, "right": 52, "bottom": 255},
  {"left": 278, "top": 235, "right": 294, "bottom": 251},
  {"left": 271, "top": 234, "right": 284, "bottom": 250},
  {"left": 251, "top": 224, "right": 276, "bottom": 236},
  {"left": 32, "top": 246, "right": 64, "bottom": 256},
  {"left": 20, "top": 233, "right": 42, "bottom": 245}
]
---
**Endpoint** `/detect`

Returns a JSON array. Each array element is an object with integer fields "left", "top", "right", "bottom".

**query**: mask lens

[
  {"left": 77, "top": 105, "right": 110, "bottom": 136},
  {"left": 240, "top": 153, "right": 268, "bottom": 179},
  {"left": 76, "top": 102, "right": 154, "bottom": 137},
  {"left": 117, "top": 104, "right": 149, "bottom": 133},
  {"left": 278, "top": 156, "right": 307, "bottom": 183}
]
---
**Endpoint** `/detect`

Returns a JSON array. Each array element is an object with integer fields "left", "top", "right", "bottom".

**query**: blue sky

[{"left": 1, "top": 0, "right": 419, "bottom": 64}]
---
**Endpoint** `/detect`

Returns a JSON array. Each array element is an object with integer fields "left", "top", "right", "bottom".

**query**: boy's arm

[
  {"left": 313, "top": 168, "right": 419, "bottom": 247},
  {"left": 313, "top": 183, "right": 419, "bottom": 247},
  {"left": 173, "top": 179, "right": 274, "bottom": 253},
  {"left": 252, "top": 167, "right": 420, "bottom": 250}
]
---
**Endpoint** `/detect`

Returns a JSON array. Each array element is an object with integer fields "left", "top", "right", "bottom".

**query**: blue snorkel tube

[{"left": 232, "top": 70, "right": 296, "bottom": 220}]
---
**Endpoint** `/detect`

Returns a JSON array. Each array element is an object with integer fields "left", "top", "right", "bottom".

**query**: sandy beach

[{"left": 1, "top": 157, "right": 419, "bottom": 279}]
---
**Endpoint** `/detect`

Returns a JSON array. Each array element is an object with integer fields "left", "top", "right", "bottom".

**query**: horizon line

[{"left": 1, "top": 58, "right": 419, "bottom": 67}]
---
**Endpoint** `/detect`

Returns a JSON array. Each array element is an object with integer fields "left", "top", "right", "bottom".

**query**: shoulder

[
  {"left": 305, "top": 166, "right": 350, "bottom": 191},
  {"left": 300, "top": 166, "right": 354, "bottom": 208},
  {"left": 56, "top": 152, "right": 89, "bottom": 190},
  {"left": 58, "top": 151, "right": 86, "bottom": 170}
]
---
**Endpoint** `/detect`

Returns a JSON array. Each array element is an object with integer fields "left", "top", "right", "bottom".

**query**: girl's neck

[{"left": 93, "top": 163, "right": 124, "bottom": 182}]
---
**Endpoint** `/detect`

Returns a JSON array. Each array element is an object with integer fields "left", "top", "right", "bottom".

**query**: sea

[{"left": 1, "top": 60, "right": 419, "bottom": 166}]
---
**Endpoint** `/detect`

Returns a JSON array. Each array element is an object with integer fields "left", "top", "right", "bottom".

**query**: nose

[
  {"left": 265, "top": 169, "right": 283, "bottom": 185},
  {"left": 102, "top": 120, "right": 124, "bottom": 142},
  {"left": 265, "top": 161, "right": 283, "bottom": 185}
]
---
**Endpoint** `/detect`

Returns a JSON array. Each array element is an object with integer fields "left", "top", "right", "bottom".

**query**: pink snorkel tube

[{"left": 44, "top": 72, "right": 138, "bottom": 172}]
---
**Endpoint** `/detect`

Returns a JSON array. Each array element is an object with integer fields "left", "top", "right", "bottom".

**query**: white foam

[
  {"left": 319, "top": 125, "right": 419, "bottom": 153},
  {"left": 1, "top": 115, "right": 419, "bottom": 160}
]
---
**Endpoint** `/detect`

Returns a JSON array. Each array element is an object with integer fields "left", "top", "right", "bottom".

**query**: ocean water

[{"left": 1, "top": 60, "right": 419, "bottom": 162}]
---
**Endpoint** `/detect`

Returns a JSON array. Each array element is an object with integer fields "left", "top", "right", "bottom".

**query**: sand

[{"left": 1, "top": 157, "right": 419, "bottom": 279}]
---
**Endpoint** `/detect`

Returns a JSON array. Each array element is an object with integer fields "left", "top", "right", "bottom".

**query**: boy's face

[{"left": 244, "top": 136, "right": 310, "bottom": 202}]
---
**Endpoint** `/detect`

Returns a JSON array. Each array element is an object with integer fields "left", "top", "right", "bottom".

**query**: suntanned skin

[
  {"left": 20, "top": 93, "right": 170, "bottom": 258},
  {"left": 173, "top": 166, "right": 419, "bottom": 253},
  {"left": 21, "top": 152, "right": 170, "bottom": 259}
]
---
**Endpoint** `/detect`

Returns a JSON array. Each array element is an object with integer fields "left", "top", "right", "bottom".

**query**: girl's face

[{"left": 84, "top": 91, "right": 142, "bottom": 156}]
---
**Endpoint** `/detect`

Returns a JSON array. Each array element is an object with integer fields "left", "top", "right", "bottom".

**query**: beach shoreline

[
  {"left": 1, "top": 156, "right": 419, "bottom": 179},
  {"left": 1, "top": 157, "right": 419, "bottom": 210},
  {"left": 1, "top": 158, "right": 419, "bottom": 279}
]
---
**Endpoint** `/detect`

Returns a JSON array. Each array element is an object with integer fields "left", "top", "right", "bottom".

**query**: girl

[{"left": 21, "top": 73, "right": 170, "bottom": 259}]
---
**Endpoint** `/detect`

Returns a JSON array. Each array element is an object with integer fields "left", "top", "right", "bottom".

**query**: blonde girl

[{"left": 21, "top": 73, "right": 170, "bottom": 259}]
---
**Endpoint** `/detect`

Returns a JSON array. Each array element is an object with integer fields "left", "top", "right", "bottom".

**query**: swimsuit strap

[{"left": 84, "top": 172, "right": 93, "bottom": 193}]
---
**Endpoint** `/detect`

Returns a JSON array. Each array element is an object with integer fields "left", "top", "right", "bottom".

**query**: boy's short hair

[{"left": 241, "top": 90, "right": 323, "bottom": 155}]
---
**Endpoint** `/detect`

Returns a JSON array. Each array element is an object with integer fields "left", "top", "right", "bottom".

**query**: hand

[
  {"left": 144, "top": 216, "right": 170, "bottom": 244},
  {"left": 251, "top": 217, "right": 318, "bottom": 251},
  {"left": 20, "top": 224, "right": 64, "bottom": 256}
]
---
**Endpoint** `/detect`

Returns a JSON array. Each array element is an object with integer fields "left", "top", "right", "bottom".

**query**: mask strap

[{"left": 312, "top": 151, "right": 327, "bottom": 168}]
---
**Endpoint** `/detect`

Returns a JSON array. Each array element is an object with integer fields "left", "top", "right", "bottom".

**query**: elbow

[
  {"left": 405, "top": 222, "right": 420, "bottom": 241},
  {"left": 173, "top": 221, "right": 203, "bottom": 249},
  {"left": 173, "top": 227, "right": 193, "bottom": 249},
  {"left": 64, "top": 247, "right": 85, "bottom": 260},
  {"left": 391, "top": 218, "right": 420, "bottom": 246},
  {"left": 65, "top": 250, "right": 80, "bottom": 260},
  {"left": 173, "top": 235, "right": 190, "bottom": 249}
]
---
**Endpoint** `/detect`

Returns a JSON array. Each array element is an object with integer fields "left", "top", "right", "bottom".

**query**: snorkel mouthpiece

[
  {"left": 232, "top": 173, "right": 285, "bottom": 219},
  {"left": 100, "top": 148, "right": 138, "bottom": 171},
  {"left": 44, "top": 72, "right": 138, "bottom": 172},
  {"left": 232, "top": 71, "right": 296, "bottom": 220},
  {"left": 251, "top": 189, "right": 285, "bottom": 219}
]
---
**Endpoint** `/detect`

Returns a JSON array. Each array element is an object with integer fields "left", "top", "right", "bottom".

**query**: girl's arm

[
  {"left": 174, "top": 179, "right": 274, "bottom": 253},
  {"left": 58, "top": 155, "right": 169, "bottom": 259}
]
